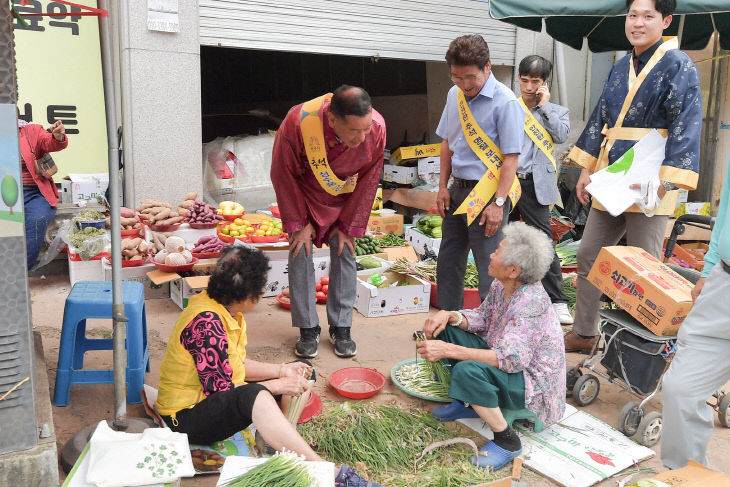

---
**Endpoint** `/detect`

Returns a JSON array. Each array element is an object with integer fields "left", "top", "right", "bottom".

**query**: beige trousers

[{"left": 572, "top": 208, "right": 667, "bottom": 336}]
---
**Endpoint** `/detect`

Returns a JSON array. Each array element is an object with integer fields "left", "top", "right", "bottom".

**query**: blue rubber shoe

[
  {"left": 469, "top": 441, "right": 522, "bottom": 471},
  {"left": 432, "top": 401, "right": 480, "bottom": 421},
  {"left": 335, "top": 464, "right": 383, "bottom": 487}
]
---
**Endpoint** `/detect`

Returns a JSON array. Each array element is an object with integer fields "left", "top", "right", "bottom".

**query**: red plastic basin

[
  {"left": 428, "top": 281, "right": 482, "bottom": 309},
  {"left": 329, "top": 367, "right": 385, "bottom": 399}
]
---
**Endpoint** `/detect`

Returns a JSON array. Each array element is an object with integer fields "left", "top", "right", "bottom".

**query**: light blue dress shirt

[{"left": 436, "top": 74, "right": 525, "bottom": 181}]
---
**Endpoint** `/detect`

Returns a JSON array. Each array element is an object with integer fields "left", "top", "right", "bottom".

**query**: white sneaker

[{"left": 553, "top": 302, "right": 574, "bottom": 325}]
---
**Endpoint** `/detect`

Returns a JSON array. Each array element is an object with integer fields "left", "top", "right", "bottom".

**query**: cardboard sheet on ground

[
  {"left": 458, "top": 404, "right": 654, "bottom": 487},
  {"left": 216, "top": 456, "right": 335, "bottom": 487},
  {"left": 586, "top": 130, "right": 666, "bottom": 216}
]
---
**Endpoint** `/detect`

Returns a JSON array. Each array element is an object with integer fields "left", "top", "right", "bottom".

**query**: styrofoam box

[
  {"left": 355, "top": 270, "right": 431, "bottom": 317},
  {"left": 102, "top": 260, "right": 170, "bottom": 300},
  {"left": 417, "top": 156, "right": 440, "bottom": 176},
  {"left": 383, "top": 165, "right": 418, "bottom": 185},
  {"left": 68, "top": 249, "right": 106, "bottom": 286},
  {"left": 405, "top": 226, "right": 442, "bottom": 257},
  {"left": 263, "top": 248, "right": 331, "bottom": 297}
]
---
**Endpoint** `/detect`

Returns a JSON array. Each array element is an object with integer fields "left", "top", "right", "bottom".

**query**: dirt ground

[{"left": 29, "top": 273, "right": 730, "bottom": 486}]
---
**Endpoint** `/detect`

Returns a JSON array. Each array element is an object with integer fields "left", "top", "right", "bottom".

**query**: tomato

[
  {"left": 316, "top": 282, "right": 322, "bottom": 292},
  {"left": 316, "top": 291, "right": 326, "bottom": 300},
  {"left": 321, "top": 276, "right": 330, "bottom": 285},
  {"left": 322, "top": 284, "right": 328, "bottom": 295}
]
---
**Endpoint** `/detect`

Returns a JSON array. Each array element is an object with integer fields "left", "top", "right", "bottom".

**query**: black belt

[
  {"left": 452, "top": 177, "right": 479, "bottom": 188},
  {"left": 516, "top": 172, "right": 532, "bottom": 180},
  {"left": 722, "top": 260, "right": 730, "bottom": 275}
]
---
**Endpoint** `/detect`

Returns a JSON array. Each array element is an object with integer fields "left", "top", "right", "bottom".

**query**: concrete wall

[{"left": 119, "top": 1, "right": 202, "bottom": 207}]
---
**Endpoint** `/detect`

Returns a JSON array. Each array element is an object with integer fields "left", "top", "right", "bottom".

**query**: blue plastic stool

[
  {"left": 53, "top": 281, "right": 150, "bottom": 406},
  {"left": 503, "top": 408, "right": 544, "bottom": 433}
]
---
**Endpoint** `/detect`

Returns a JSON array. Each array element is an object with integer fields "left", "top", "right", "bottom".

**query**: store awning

[{"left": 485, "top": 0, "right": 730, "bottom": 52}]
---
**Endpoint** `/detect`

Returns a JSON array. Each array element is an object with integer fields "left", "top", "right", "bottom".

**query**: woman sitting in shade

[
  {"left": 418, "top": 221, "right": 566, "bottom": 471},
  {"left": 156, "top": 246, "right": 382, "bottom": 487}
]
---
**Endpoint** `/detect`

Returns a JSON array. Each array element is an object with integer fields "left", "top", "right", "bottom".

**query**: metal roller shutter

[{"left": 200, "top": 0, "right": 516, "bottom": 65}]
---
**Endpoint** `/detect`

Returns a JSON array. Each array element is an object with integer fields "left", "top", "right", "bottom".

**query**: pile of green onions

[
  {"left": 555, "top": 239, "right": 579, "bottom": 266},
  {"left": 394, "top": 360, "right": 451, "bottom": 400},
  {"left": 299, "top": 403, "right": 497, "bottom": 487},
  {"left": 219, "top": 452, "right": 314, "bottom": 487}
]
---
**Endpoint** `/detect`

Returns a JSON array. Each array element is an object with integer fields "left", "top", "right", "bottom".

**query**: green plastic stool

[{"left": 503, "top": 408, "right": 544, "bottom": 432}]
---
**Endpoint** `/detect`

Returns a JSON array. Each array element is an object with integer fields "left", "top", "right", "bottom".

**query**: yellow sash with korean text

[
  {"left": 299, "top": 93, "right": 357, "bottom": 196},
  {"left": 518, "top": 98, "right": 556, "bottom": 171},
  {"left": 453, "top": 89, "right": 521, "bottom": 225}
]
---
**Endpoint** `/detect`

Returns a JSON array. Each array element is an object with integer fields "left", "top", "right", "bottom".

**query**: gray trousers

[
  {"left": 661, "top": 264, "right": 730, "bottom": 469},
  {"left": 572, "top": 208, "right": 667, "bottom": 336},
  {"left": 289, "top": 234, "right": 356, "bottom": 329},
  {"left": 436, "top": 185, "right": 510, "bottom": 310}
]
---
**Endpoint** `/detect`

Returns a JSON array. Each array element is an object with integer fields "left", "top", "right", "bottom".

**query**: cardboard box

[
  {"left": 169, "top": 275, "right": 210, "bottom": 309},
  {"left": 383, "top": 165, "right": 418, "bottom": 185},
  {"left": 367, "top": 214, "right": 404, "bottom": 235},
  {"left": 379, "top": 243, "right": 419, "bottom": 262},
  {"left": 390, "top": 144, "right": 441, "bottom": 164},
  {"left": 405, "top": 226, "right": 441, "bottom": 257},
  {"left": 68, "top": 247, "right": 107, "bottom": 286},
  {"left": 383, "top": 187, "right": 438, "bottom": 211},
  {"left": 103, "top": 261, "right": 171, "bottom": 300},
  {"left": 60, "top": 173, "right": 110, "bottom": 204},
  {"left": 262, "top": 248, "right": 330, "bottom": 297},
  {"left": 665, "top": 218, "right": 713, "bottom": 241},
  {"left": 674, "top": 201, "right": 711, "bottom": 218},
  {"left": 587, "top": 246, "right": 694, "bottom": 336},
  {"left": 355, "top": 271, "right": 431, "bottom": 317},
  {"left": 649, "top": 460, "right": 730, "bottom": 486}
]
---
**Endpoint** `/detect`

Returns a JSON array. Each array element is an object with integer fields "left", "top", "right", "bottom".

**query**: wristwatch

[
  {"left": 494, "top": 196, "right": 506, "bottom": 207},
  {"left": 661, "top": 181, "right": 677, "bottom": 191}
]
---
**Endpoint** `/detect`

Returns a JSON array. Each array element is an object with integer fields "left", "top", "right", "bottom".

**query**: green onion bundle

[
  {"left": 394, "top": 361, "right": 451, "bottom": 399},
  {"left": 562, "top": 276, "right": 577, "bottom": 313},
  {"left": 555, "top": 239, "right": 579, "bottom": 266},
  {"left": 387, "top": 257, "right": 437, "bottom": 282},
  {"left": 220, "top": 452, "right": 314, "bottom": 487}
]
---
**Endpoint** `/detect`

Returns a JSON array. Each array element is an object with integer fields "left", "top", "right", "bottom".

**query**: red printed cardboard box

[{"left": 587, "top": 246, "right": 694, "bottom": 336}]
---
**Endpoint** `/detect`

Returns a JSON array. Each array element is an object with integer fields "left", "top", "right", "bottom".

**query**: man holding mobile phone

[{"left": 510, "top": 55, "right": 573, "bottom": 324}]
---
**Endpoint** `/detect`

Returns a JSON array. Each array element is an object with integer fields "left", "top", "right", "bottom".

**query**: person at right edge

[
  {"left": 661, "top": 152, "right": 730, "bottom": 470},
  {"left": 564, "top": 0, "right": 702, "bottom": 353},
  {"left": 511, "top": 55, "right": 573, "bottom": 325},
  {"left": 435, "top": 35, "right": 524, "bottom": 310}
]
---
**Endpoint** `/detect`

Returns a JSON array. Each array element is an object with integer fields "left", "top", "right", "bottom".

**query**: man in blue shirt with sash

[{"left": 435, "top": 34, "right": 525, "bottom": 310}]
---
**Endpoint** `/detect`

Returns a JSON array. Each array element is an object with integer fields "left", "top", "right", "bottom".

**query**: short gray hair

[{"left": 500, "top": 221, "right": 554, "bottom": 284}]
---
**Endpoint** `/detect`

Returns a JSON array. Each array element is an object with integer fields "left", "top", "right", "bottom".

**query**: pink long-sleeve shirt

[
  {"left": 270, "top": 98, "right": 386, "bottom": 246},
  {"left": 461, "top": 280, "right": 567, "bottom": 426}
]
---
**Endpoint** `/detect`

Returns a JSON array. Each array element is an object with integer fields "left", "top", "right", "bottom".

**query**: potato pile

[
  {"left": 149, "top": 232, "right": 173, "bottom": 253},
  {"left": 121, "top": 237, "right": 148, "bottom": 262},
  {"left": 136, "top": 199, "right": 184, "bottom": 226},
  {"left": 182, "top": 199, "right": 224, "bottom": 224}
]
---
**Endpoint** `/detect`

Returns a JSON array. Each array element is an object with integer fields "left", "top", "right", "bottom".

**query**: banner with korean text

[{"left": 13, "top": 0, "right": 108, "bottom": 179}]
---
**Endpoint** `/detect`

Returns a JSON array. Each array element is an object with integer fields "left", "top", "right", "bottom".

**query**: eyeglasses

[{"left": 449, "top": 74, "right": 482, "bottom": 84}]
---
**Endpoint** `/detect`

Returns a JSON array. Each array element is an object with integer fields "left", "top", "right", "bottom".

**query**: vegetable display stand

[{"left": 428, "top": 281, "right": 482, "bottom": 309}]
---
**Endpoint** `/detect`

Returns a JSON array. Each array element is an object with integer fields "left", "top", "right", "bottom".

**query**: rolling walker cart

[{"left": 566, "top": 214, "right": 730, "bottom": 447}]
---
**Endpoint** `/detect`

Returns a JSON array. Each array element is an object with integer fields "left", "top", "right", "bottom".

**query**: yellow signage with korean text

[
  {"left": 518, "top": 97, "right": 556, "bottom": 170},
  {"left": 453, "top": 89, "right": 520, "bottom": 225},
  {"left": 299, "top": 93, "right": 357, "bottom": 196},
  {"left": 13, "top": 1, "right": 108, "bottom": 179}
]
